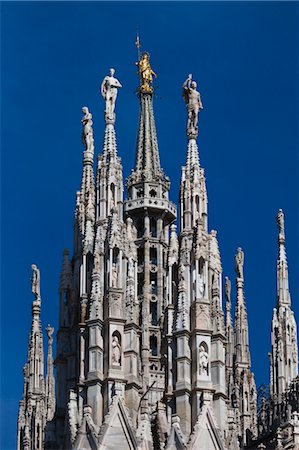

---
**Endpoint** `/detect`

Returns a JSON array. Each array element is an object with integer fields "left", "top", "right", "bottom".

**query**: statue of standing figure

[
  {"left": 111, "top": 263, "right": 118, "bottom": 288},
  {"left": 225, "top": 276, "right": 231, "bottom": 303},
  {"left": 198, "top": 344, "right": 209, "bottom": 375},
  {"left": 235, "top": 247, "right": 244, "bottom": 280},
  {"left": 111, "top": 335, "right": 121, "bottom": 366},
  {"left": 101, "top": 68, "right": 122, "bottom": 122},
  {"left": 31, "top": 264, "right": 41, "bottom": 299},
  {"left": 81, "top": 106, "right": 94, "bottom": 151},
  {"left": 136, "top": 52, "right": 157, "bottom": 93},
  {"left": 277, "top": 209, "right": 285, "bottom": 238},
  {"left": 182, "top": 74, "right": 203, "bottom": 138}
]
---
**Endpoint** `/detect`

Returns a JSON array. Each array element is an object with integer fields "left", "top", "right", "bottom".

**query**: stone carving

[
  {"left": 136, "top": 52, "right": 157, "bottom": 94},
  {"left": 225, "top": 276, "right": 231, "bottom": 302},
  {"left": 235, "top": 247, "right": 244, "bottom": 280},
  {"left": 101, "top": 68, "right": 122, "bottom": 122},
  {"left": 31, "top": 264, "right": 41, "bottom": 299},
  {"left": 46, "top": 325, "right": 54, "bottom": 343},
  {"left": 111, "top": 263, "right": 118, "bottom": 288},
  {"left": 182, "top": 74, "right": 203, "bottom": 138},
  {"left": 197, "top": 273, "right": 204, "bottom": 299},
  {"left": 178, "top": 264, "right": 186, "bottom": 292},
  {"left": 195, "top": 303, "right": 211, "bottom": 329},
  {"left": 198, "top": 345, "right": 209, "bottom": 375},
  {"left": 81, "top": 106, "right": 94, "bottom": 151},
  {"left": 128, "top": 258, "right": 134, "bottom": 279},
  {"left": 111, "top": 335, "right": 121, "bottom": 366},
  {"left": 277, "top": 209, "right": 285, "bottom": 239}
]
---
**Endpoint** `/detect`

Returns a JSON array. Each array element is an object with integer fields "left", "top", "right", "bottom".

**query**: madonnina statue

[
  {"left": 101, "top": 68, "right": 122, "bottom": 123},
  {"left": 182, "top": 74, "right": 203, "bottom": 138}
]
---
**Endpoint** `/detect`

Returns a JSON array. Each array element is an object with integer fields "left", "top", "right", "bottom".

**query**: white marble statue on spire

[
  {"left": 182, "top": 74, "right": 203, "bottom": 138},
  {"left": 101, "top": 68, "right": 122, "bottom": 123},
  {"left": 235, "top": 247, "right": 244, "bottom": 280},
  {"left": 81, "top": 106, "right": 94, "bottom": 151},
  {"left": 31, "top": 264, "right": 40, "bottom": 299}
]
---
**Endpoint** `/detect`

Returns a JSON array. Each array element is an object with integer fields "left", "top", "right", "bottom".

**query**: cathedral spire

[
  {"left": 234, "top": 248, "right": 251, "bottom": 367},
  {"left": 127, "top": 51, "right": 165, "bottom": 185},
  {"left": 180, "top": 74, "right": 207, "bottom": 231},
  {"left": 97, "top": 69, "right": 123, "bottom": 220},
  {"left": 270, "top": 209, "right": 298, "bottom": 404},
  {"left": 45, "top": 325, "right": 55, "bottom": 421},
  {"left": 28, "top": 264, "right": 44, "bottom": 394},
  {"left": 276, "top": 209, "right": 290, "bottom": 307},
  {"left": 17, "top": 265, "right": 47, "bottom": 450}
]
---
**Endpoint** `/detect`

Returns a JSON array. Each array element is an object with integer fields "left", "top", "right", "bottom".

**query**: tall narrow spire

[
  {"left": 180, "top": 74, "right": 207, "bottom": 231},
  {"left": 234, "top": 247, "right": 251, "bottom": 367},
  {"left": 270, "top": 209, "right": 298, "bottom": 404},
  {"left": 45, "top": 325, "right": 55, "bottom": 421},
  {"left": 127, "top": 52, "right": 165, "bottom": 186},
  {"left": 276, "top": 208, "right": 290, "bottom": 307},
  {"left": 17, "top": 265, "right": 49, "bottom": 450},
  {"left": 97, "top": 68, "right": 123, "bottom": 220},
  {"left": 28, "top": 264, "right": 44, "bottom": 394}
]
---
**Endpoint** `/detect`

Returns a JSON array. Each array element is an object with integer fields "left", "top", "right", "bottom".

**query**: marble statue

[
  {"left": 111, "top": 335, "right": 121, "bottom": 366},
  {"left": 101, "top": 68, "right": 122, "bottom": 122},
  {"left": 277, "top": 209, "right": 285, "bottom": 237},
  {"left": 197, "top": 274, "right": 204, "bottom": 298},
  {"left": 198, "top": 345, "right": 209, "bottom": 375},
  {"left": 111, "top": 263, "right": 118, "bottom": 288},
  {"left": 235, "top": 247, "right": 244, "bottom": 280},
  {"left": 81, "top": 106, "right": 94, "bottom": 151},
  {"left": 31, "top": 264, "right": 41, "bottom": 299},
  {"left": 137, "top": 52, "right": 157, "bottom": 93},
  {"left": 128, "top": 258, "right": 134, "bottom": 279},
  {"left": 182, "top": 74, "right": 203, "bottom": 137},
  {"left": 46, "top": 325, "right": 54, "bottom": 343},
  {"left": 225, "top": 276, "right": 231, "bottom": 302}
]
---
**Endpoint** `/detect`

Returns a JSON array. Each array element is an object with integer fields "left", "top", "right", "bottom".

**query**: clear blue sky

[{"left": 1, "top": 2, "right": 298, "bottom": 449}]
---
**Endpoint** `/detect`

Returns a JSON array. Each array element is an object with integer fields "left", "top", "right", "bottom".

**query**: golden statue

[{"left": 137, "top": 52, "right": 157, "bottom": 94}]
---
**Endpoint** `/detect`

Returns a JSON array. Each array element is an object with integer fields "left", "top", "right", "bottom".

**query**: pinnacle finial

[
  {"left": 136, "top": 52, "right": 157, "bottom": 94},
  {"left": 101, "top": 68, "right": 122, "bottom": 124},
  {"left": 182, "top": 74, "right": 203, "bottom": 140}
]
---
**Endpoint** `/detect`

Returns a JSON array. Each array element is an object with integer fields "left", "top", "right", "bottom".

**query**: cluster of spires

[{"left": 17, "top": 48, "right": 298, "bottom": 450}]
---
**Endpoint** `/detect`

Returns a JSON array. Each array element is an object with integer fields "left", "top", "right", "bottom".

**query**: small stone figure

[
  {"left": 101, "top": 68, "right": 122, "bottom": 122},
  {"left": 31, "top": 264, "right": 41, "bottom": 299},
  {"left": 197, "top": 274, "right": 204, "bottom": 299},
  {"left": 111, "top": 263, "right": 118, "bottom": 288},
  {"left": 235, "top": 247, "right": 244, "bottom": 280},
  {"left": 182, "top": 74, "right": 203, "bottom": 138},
  {"left": 225, "top": 276, "right": 231, "bottom": 302},
  {"left": 277, "top": 209, "right": 285, "bottom": 239},
  {"left": 46, "top": 324, "right": 54, "bottom": 344},
  {"left": 136, "top": 52, "right": 157, "bottom": 93},
  {"left": 111, "top": 335, "right": 121, "bottom": 366},
  {"left": 198, "top": 345, "right": 209, "bottom": 375},
  {"left": 128, "top": 258, "right": 134, "bottom": 279},
  {"left": 81, "top": 106, "right": 94, "bottom": 151}
]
